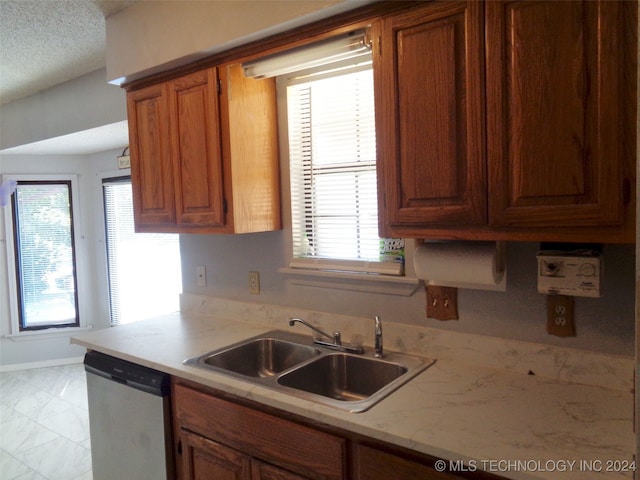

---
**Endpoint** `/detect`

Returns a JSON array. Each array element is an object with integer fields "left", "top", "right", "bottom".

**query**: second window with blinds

[{"left": 278, "top": 51, "right": 404, "bottom": 276}]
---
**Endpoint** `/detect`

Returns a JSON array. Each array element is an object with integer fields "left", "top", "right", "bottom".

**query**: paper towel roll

[{"left": 413, "top": 241, "right": 506, "bottom": 291}]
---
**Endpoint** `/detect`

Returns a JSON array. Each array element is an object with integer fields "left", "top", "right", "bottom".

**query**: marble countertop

[{"left": 71, "top": 296, "right": 635, "bottom": 480}]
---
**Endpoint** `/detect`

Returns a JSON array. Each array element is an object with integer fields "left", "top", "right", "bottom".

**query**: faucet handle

[{"left": 374, "top": 315, "right": 384, "bottom": 358}]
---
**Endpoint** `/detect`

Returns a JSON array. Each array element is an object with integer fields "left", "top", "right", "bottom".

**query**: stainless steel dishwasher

[{"left": 84, "top": 351, "right": 174, "bottom": 480}]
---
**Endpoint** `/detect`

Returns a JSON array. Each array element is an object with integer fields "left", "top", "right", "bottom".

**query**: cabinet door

[
  {"left": 181, "top": 430, "right": 251, "bottom": 480},
  {"left": 486, "top": 1, "right": 626, "bottom": 228},
  {"left": 218, "top": 63, "right": 281, "bottom": 234},
  {"left": 127, "top": 83, "right": 175, "bottom": 229},
  {"left": 353, "top": 444, "right": 463, "bottom": 480},
  {"left": 169, "top": 68, "right": 226, "bottom": 227},
  {"left": 375, "top": 1, "right": 486, "bottom": 236},
  {"left": 252, "top": 460, "right": 309, "bottom": 480}
]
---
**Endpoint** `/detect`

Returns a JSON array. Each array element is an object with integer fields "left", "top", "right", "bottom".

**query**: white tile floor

[{"left": 0, "top": 363, "right": 92, "bottom": 480}]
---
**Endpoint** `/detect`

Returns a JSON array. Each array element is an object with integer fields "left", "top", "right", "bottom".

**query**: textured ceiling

[
  {"left": 0, "top": 0, "right": 135, "bottom": 154},
  {"left": 0, "top": 0, "right": 135, "bottom": 105}
]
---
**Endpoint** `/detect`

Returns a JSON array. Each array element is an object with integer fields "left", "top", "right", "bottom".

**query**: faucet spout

[{"left": 289, "top": 318, "right": 341, "bottom": 345}]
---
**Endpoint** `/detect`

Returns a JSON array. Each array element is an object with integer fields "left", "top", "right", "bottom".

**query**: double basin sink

[{"left": 184, "top": 330, "right": 434, "bottom": 412}]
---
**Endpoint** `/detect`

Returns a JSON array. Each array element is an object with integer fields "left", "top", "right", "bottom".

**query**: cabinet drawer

[{"left": 174, "top": 383, "right": 346, "bottom": 480}]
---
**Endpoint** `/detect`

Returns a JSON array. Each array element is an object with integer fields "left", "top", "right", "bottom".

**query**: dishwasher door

[{"left": 84, "top": 351, "right": 174, "bottom": 480}]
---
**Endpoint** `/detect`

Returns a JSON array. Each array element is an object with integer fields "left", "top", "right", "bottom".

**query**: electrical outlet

[
  {"left": 248, "top": 271, "right": 260, "bottom": 295},
  {"left": 546, "top": 295, "right": 575, "bottom": 336},
  {"left": 426, "top": 285, "right": 458, "bottom": 320},
  {"left": 196, "top": 266, "right": 206, "bottom": 287}
]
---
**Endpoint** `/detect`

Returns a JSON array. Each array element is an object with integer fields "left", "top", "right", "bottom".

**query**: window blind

[
  {"left": 13, "top": 181, "right": 79, "bottom": 330},
  {"left": 103, "top": 178, "right": 181, "bottom": 325},
  {"left": 287, "top": 65, "right": 403, "bottom": 275}
]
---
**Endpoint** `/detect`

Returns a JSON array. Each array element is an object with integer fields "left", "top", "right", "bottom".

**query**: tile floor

[{"left": 0, "top": 363, "right": 92, "bottom": 480}]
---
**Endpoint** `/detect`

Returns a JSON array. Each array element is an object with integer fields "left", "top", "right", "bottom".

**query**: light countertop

[{"left": 71, "top": 295, "right": 636, "bottom": 480}]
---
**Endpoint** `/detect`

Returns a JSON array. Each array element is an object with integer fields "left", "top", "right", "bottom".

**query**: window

[
  {"left": 103, "top": 177, "right": 181, "bottom": 325},
  {"left": 282, "top": 55, "right": 404, "bottom": 275},
  {"left": 9, "top": 180, "right": 79, "bottom": 331}
]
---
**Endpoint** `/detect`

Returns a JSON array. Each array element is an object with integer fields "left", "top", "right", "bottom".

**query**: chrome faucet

[
  {"left": 289, "top": 317, "right": 341, "bottom": 345},
  {"left": 374, "top": 316, "right": 384, "bottom": 358},
  {"left": 289, "top": 318, "right": 364, "bottom": 354}
]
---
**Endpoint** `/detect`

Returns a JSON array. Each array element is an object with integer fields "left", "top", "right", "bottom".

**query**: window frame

[
  {"left": 281, "top": 62, "right": 405, "bottom": 274},
  {"left": 101, "top": 174, "right": 182, "bottom": 326},
  {"left": 276, "top": 66, "right": 419, "bottom": 294},
  {"left": 3, "top": 174, "right": 86, "bottom": 335}
]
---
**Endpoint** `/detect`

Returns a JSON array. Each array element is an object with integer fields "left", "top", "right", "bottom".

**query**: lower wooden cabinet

[
  {"left": 353, "top": 444, "right": 491, "bottom": 480},
  {"left": 181, "top": 429, "right": 307, "bottom": 480},
  {"left": 182, "top": 430, "right": 251, "bottom": 480},
  {"left": 173, "top": 381, "right": 346, "bottom": 480},
  {"left": 172, "top": 378, "right": 503, "bottom": 480}
]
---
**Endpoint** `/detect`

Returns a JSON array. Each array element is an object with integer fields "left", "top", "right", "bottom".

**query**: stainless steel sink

[
  {"left": 184, "top": 330, "right": 434, "bottom": 413},
  {"left": 184, "top": 332, "right": 321, "bottom": 378},
  {"left": 278, "top": 354, "right": 408, "bottom": 401}
]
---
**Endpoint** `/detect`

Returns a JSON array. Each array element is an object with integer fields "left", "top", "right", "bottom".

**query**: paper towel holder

[{"left": 414, "top": 240, "right": 507, "bottom": 292}]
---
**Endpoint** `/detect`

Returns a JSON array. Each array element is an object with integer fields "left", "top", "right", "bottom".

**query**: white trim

[
  {"left": 3, "top": 174, "right": 86, "bottom": 334},
  {"left": 0, "top": 355, "right": 85, "bottom": 372},
  {"left": 276, "top": 69, "right": 413, "bottom": 287},
  {"left": 4, "top": 326, "right": 93, "bottom": 341},
  {"left": 279, "top": 267, "right": 420, "bottom": 296},
  {"left": 289, "top": 257, "right": 403, "bottom": 276},
  {"left": 94, "top": 169, "right": 131, "bottom": 327}
]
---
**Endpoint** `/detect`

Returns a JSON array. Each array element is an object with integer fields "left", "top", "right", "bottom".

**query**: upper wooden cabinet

[
  {"left": 127, "top": 82, "right": 175, "bottom": 227},
  {"left": 375, "top": 0, "right": 636, "bottom": 243},
  {"left": 127, "top": 63, "right": 280, "bottom": 234},
  {"left": 375, "top": 1, "right": 486, "bottom": 229},
  {"left": 486, "top": 0, "right": 628, "bottom": 229}
]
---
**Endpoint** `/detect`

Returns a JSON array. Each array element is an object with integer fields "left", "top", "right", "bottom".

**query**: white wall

[
  {"left": 0, "top": 68, "right": 126, "bottom": 151},
  {"left": 180, "top": 233, "right": 635, "bottom": 357},
  {"left": 0, "top": 150, "right": 128, "bottom": 367},
  {"left": 105, "top": 0, "right": 371, "bottom": 84}
]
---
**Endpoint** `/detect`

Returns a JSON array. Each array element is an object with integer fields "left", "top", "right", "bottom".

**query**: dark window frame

[{"left": 11, "top": 180, "right": 80, "bottom": 331}]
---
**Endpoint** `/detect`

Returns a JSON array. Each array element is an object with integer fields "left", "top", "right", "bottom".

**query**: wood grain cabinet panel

[
  {"left": 486, "top": 0, "right": 627, "bottom": 229},
  {"left": 181, "top": 430, "right": 251, "bottom": 480},
  {"left": 127, "top": 63, "right": 280, "bottom": 234},
  {"left": 127, "top": 83, "right": 175, "bottom": 227},
  {"left": 173, "top": 382, "right": 346, "bottom": 480},
  {"left": 376, "top": 0, "right": 635, "bottom": 242},
  {"left": 375, "top": 1, "right": 486, "bottom": 233},
  {"left": 354, "top": 444, "right": 460, "bottom": 480},
  {"left": 169, "top": 68, "right": 225, "bottom": 228}
]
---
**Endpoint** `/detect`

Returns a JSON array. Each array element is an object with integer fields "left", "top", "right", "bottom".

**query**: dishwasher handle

[{"left": 84, "top": 351, "right": 170, "bottom": 397}]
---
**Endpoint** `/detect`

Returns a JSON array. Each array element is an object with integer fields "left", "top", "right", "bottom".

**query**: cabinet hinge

[
  {"left": 217, "top": 78, "right": 222, "bottom": 95},
  {"left": 223, "top": 198, "right": 228, "bottom": 214}
]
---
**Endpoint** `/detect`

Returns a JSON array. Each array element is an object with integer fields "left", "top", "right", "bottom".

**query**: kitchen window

[
  {"left": 5, "top": 178, "right": 80, "bottom": 332},
  {"left": 103, "top": 177, "right": 181, "bottom": 325},
  {"left": 269, "top": 37, "right": 404, "bottom": 277}
]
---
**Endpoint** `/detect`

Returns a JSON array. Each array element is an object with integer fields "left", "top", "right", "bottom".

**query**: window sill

[
  {"left": 5, "top": 326, "right": 93, "bottom": 342},
  {"left": 278, "top": 267, "right": 420, "bottom": 296}
]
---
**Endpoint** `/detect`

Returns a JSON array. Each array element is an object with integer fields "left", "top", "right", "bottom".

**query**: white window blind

[
  {"left": 12, "top": 181, "right": 79, "bottom": 330},
  {"left": 286, "top": 64, "right": 404, "bottom": 275},
  {"left": 103, "top": 178, "right": 181, "bottom": 325}
]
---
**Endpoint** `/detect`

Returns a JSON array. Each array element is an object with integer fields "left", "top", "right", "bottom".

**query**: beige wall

[{"left": 105, "top": 0, "right": 372, "bottom": 85}]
